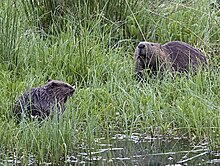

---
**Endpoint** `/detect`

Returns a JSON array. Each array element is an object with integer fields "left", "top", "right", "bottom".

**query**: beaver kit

[
  {"left": 13, "top": 80, "right": 75, "bottom": 122},
  {"left": 134, "top": 41, "right": 208, "bottom": 79}
]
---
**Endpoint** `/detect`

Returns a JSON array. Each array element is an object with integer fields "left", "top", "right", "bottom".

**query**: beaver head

[
  {"left": 43, "top": 79, "right": 75, "bottom": 103},
  {"left": 134, "top": 42, "right": 167, "bottom": 78}
]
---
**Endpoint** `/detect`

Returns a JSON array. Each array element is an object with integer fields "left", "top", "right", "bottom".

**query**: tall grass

[
  {"left": 0, "top": 0, "right": 21, "bottom": 70},
  {"left": 0, "top": 0, "right": 219, "bottom": 164}
]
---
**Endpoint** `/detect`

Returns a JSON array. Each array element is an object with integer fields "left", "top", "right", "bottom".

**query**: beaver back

[{"left": 162, "top": 41, "right": 207, "bottom": 72}]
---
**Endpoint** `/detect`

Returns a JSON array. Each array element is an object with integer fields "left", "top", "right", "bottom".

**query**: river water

[
  {"left": 2, "top": 133, "right": 220, "bottom": 165},
  {"left": 71, "top": 133, "right": 220, "bottom": 165}
]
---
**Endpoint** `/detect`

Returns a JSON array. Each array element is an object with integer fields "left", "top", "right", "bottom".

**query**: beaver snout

[
  {"left": 69, "top": 86, "right": 75, "bottom": 96},
  {"left": 138, "top": 43, "right": 145, "bottom": 49},
  {"left": 138, "top": 47, "right": 146, "bottom": 57}
]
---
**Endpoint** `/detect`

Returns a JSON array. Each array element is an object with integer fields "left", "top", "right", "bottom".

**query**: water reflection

[
  {"left": 2, "top": 133, "right": 219, "bottom": 165},
  {"left": 75, "top": 133, "right": 220, "bottom": 165}
]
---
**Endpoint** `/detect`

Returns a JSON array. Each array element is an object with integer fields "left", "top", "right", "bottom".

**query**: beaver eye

[{"left": 151, "top": 44, "right": 154, "bottom": 46}]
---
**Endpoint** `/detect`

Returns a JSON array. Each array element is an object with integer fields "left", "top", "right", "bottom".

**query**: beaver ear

[
  {"left": 45, "top": 82, "right": 57, "bottom": 91},
  {"left": 45, "top": 81, "right": 57, "bottom": 89},
  {"left": 50, "top": 81, "right": 58, "bottom": 87}
]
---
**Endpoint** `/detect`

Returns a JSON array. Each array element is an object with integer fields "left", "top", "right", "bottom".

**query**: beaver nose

[
  {"left": 138, "top": 43, "right": 145, "bottom": 49},
  {"left": 71, "top": 87, "right": 75, "bottom": 93},
  {"left": 69, "top": 89, "right": 75, "bottom": 96}
]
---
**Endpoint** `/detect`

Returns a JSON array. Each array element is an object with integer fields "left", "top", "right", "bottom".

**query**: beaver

[
  {"left": 134, "top": 41, "right": 208, "bottom": 80},
  {"left": 13, "top": 80, "right": 75, "bottom": 122}
]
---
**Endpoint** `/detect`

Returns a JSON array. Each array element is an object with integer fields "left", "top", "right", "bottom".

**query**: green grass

[{"left": 0, "top": 0, "right": 219, "bottom": 164}]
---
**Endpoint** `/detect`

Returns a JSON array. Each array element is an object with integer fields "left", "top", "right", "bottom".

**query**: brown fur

[
  {"left": 13, "top": 80, "right": 75, "bottom": 122},
  {"left": 134, "top": 41, "right": 208, "bottom": 79}
]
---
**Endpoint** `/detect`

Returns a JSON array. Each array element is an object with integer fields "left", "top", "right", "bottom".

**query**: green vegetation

[{"left": 0, "top": 0, "right": 219, "bottom": 164}]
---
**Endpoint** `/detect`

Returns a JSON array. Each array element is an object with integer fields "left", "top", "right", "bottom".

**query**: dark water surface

[
  {"left": 70, "top": 133, "right": 220, "bottom": 166},
  {"left": 2, "top": 133, "right": 220, "bottom": 165}
]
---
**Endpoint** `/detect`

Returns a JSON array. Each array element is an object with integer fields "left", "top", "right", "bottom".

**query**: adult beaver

[
  {"left": 134, "top": 41, "right": 208, "bottom": 80},
  {"left": 13, "top": 80, "right": 75, "bottom": 122}
]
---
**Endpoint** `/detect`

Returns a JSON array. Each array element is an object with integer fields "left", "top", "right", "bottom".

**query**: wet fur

[{"left": 13, "top": 80, "right": 75, "bottom": 122}]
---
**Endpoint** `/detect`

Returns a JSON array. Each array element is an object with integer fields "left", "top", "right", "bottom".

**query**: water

[
  {"left": 70, "top": 133, "right": 219, "bottom": 166},
  {"left": 2, "top": 133, "right": 220, "bottom": 165}
]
